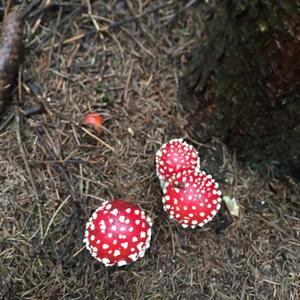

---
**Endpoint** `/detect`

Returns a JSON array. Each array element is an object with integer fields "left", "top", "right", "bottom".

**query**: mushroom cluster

[
  {"left": 83, "top": 138, "right": 223, "bottom": 267},
  {"left": 156, "top": 138, "right": 222, "bottom": 228}
]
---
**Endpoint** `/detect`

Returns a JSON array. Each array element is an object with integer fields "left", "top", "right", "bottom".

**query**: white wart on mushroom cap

[
  {"left": 162, "top": 169, "right": 222, "bottom": 228},
  {"left": 84, "top": 199, "right": 152, "bottom": 267},
  {"left": 155, "top": 138, "right": 200, "bottom": 185}
]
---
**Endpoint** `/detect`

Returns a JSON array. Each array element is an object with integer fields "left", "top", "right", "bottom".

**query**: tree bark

[{"left": 180, "top": 0, "right": 300, "bottom": 180}]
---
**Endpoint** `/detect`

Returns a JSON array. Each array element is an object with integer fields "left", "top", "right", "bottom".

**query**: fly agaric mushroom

[
  {"left": 155, "top": 138, "right": 200, "bottom": 186},
  {"left": 162, "top": 169, "right": 222, "bottom": 228},
  {"left": 84, "top": 199, "right": 152, "bottom": 267},
  {"left": 82, "top": 112, "right": 103, "bottom": 134}
]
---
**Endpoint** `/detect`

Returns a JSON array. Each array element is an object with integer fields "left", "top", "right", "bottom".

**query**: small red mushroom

[
  {"left": 155, "top": 138, "right": 200, "bottom": 185},
  {"left": 84, "top": 199, "right": 152, "bottom": 267},
  {"left": 162, "top": 169, "right": 222, "bottom": 228},
  {"left": 82, "top": 112, "right": 103, "bottom": 134}
]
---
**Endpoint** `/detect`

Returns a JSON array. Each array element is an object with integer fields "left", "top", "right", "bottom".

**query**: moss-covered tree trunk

[{"left": 180, "top": 0, "right": 300, "bottom": 179}]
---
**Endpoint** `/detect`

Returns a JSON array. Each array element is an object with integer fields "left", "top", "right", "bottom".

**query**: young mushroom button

[
  {"left": 82, "top": 112, "right": 103, "bottom": 134},
  {"left": 84, "top": 199, "right": 152, "bottom": 267},
  {"left": 155, "top": 138, "right": 200, "bottom": 185},
  {"left": 162, "top": 169, "right": 222, "bottom": 228}
]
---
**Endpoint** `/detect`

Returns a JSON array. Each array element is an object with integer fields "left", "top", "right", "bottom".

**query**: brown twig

[
  {"left": 30, "top": 126, "right": 85, "bottom": 239},
  {"left": 15, "top": 111, "right": 44, "bottom": 241},
  {"left": 42, "top": 195, "right": 70, "bottom": 245},
  {"left": 81, "top": 126, "right": 115, "bottom": 152}
]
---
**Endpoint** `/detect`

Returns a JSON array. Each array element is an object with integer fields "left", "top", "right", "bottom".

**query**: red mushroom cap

[
  {"left": 155, "top": 138, "right": 200, "bottom": 184},
  {"left": 84, "top": 199, "right": 152, "bottom": 267},
  {"left": 162, "top": 169, "right": 222, "bottom": 228},
  {"left": 82, "top": 112, "right": 103, "bottom": 134}
]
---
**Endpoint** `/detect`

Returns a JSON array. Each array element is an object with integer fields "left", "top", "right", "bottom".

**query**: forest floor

[{"left": 0, "top": 1, "right": 299, "bottom": 299}]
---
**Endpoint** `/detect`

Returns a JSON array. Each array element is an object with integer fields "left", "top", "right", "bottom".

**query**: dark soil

[{"left": 0, "top": 1, "right": 299, "bottom": 299}]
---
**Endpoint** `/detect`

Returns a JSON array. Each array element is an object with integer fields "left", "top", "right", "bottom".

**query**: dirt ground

[{"left": 0, "top": 1, "right": 299, "bottom": 299}]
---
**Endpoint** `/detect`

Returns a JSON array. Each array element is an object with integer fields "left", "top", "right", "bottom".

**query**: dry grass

[{"left": 0, "top": 1, "right": 299, "bottom": 299}]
